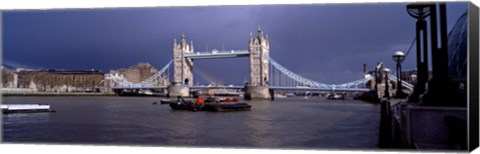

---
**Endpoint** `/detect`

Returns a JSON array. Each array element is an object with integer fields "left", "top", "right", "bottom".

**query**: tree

[
  {"left": 85, "top": 75, "right": 103, "bottom": 92},
  {"left": 2, "top": 69, "right": 14, "bottom": 87},
  {"left": 17, "top": 72, "right": 36, "bottom": 88},
  {"left": 35, "top": 72, "right": 50, "bottom": 91},
  {"left": 61, "top": 74, "right": 74, "bottom": 92}
]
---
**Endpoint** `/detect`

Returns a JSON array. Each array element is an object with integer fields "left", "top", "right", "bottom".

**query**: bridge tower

[
  {"left": 244, "top": 27, "right": 272, "bottom": 100},
  {"left": 173, "top": 33, "right": 194, "bottom": 86},
  {"left": 169, "top": 33, "right": 194, "bottom": 97}
]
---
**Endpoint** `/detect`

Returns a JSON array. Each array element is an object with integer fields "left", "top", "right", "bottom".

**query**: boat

[
  {"left": 274, "top": 93, "right": 287, "bottom": 98},
  {"left": 139, "top": 90, "right": 153, "bottom": 95},
  {"left": 326, "top": 93, "right": 346, "bottom": 100},
  {"left": 201, "top": 97, "right": 251, "bottom": 112},
  {"left": 168, "top": 97, "right": 201, "bottom": 111},
  {"left": 169, "top": 100, "right": 203, "bottom": 111},
  {"left": 1, "top": 104, "right": 55, "bottom": 114},
  {"left": 153, "top": 99, "right": 173, "bottom": 105},
  {"left": 168, "top": 97, "right": 252, "bottom": 112},
  {"left": 160, "top": 99, "right": 172, "bottom": 104},
  {"left": 201, "top": 102, "right": 252, "bottom": 112},
  {"left": 204, "top": 97, "right": 228, "bottom": 102},
  {"left": 285, "top": 93, "right": 295, "bottom": 97}
]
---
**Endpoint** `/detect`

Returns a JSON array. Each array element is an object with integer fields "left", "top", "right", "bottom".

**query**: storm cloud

[{"left": 2, "top": 2, "right": 468, "bottom": 85}]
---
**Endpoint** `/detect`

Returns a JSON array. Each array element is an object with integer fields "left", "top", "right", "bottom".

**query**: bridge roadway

[
  {"left": 112, "top": 85, "right": 372, "bottom": 92},
  {"left": 183, "top": 50, "right": 249, "bottom": 59}
]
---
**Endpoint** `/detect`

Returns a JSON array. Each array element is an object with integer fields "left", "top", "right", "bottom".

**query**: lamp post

[
  {"left": 420, "top": 3, "right": 460, "bottom": 105},
  {"left": 392, "top": 51, "right": 407, "bottom": 98},
  {"left": 382, "top": 68, "right": 391, "bottom": 98},
  {"left": 406, "top": 3, "right": 431, "bottom": 102}
]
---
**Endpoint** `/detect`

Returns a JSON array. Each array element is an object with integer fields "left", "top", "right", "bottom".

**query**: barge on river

[{"left": 166, "top": 97, "right": 252, "bottom": 112}]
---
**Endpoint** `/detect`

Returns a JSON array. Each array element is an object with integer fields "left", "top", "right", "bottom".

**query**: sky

[{"left": 1, "top": 2, "right": 468, "bottom": 85}]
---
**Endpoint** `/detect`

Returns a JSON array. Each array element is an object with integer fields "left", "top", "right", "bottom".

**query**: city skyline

[{"left": 2, "top": 2, "right": 468, "bottom": 84}]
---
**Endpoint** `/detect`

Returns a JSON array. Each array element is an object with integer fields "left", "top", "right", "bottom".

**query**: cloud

[
  {"left": 2, "top": 59, "right": 42, "bottom": 70},
  {"left": 2, "top": 3, "right": 468, "bottom": 84}
]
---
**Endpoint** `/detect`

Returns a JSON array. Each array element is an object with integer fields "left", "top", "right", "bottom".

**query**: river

[{"left": 2, "top": 96, "right": 380, "bottom": 150}]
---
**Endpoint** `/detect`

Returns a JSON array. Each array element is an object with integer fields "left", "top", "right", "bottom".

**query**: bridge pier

[
  {"left": 167, "top": 85, "right": 190, "bottom": 97},
  {"left": 244, "top": 86, "right": 271, "bottom": 100}
]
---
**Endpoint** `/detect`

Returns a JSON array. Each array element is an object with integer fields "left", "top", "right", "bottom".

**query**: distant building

[
  {"left": 401, "top": 69, "right": 418, "bottom": 85},
  {"left": 400, "top": 69, "right": 433, "bottom": 85},
  {"left": 362, "top": 64, "right": 431, "bottom": 92},
  {"left": 115, "top": 62, "right": 158, "bottom": 84},
  {"left": 15, "top": 69, "right": 104, "bottom": 92}
]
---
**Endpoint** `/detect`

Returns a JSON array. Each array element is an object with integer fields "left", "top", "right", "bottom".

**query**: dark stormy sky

[{"left": 2, "top": 2, "right": 468, "bottom": 85}]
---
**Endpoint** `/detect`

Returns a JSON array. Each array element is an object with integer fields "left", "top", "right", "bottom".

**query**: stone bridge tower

[
  {"left": 173, "top": 33, "right": 194, "bottom": 86},
  {"left": 249, "top": 27, "right": 270, "bottom": 86},
  {"left": 169, "top": 33, "right": 194, "bottom": 97},
  {"left": 245, "top": 27, "right": 271, "bottom": 100}
]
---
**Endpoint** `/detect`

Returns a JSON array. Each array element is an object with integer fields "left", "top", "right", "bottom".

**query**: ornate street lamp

[
  {"left": 406, "top": 3, "right": 431, "bottom": 102},
  {"left": 406, "top": 4, "right": 431, "bottom": 19},
  {"left": 382, "top": 68, "right": 391, "bottom": 98},
  {"left": 392, "top": 51, "right": 407, "bottom": 98}
]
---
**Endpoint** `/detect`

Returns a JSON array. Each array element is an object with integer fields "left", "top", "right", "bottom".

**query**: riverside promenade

[
  {"left": 1, "top": 88, "right": 114, "bottom": 96},
  {"left": 378, "top": 98, "right": 467, "bottom": 150}
]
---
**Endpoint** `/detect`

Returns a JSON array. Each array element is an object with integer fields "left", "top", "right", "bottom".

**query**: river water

[{"left": 2, "top": 96, "right": 380, "bottom": 150}]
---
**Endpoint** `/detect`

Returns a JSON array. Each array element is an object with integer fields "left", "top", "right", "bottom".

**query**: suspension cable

[{"left": 404, "top": 36, "right": 416, "bottom": 60}]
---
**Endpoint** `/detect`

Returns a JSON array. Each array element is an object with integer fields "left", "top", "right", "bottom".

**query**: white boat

[
  {"left": 139, "top": 90, "right": 153, "bottom": 95},
  {"left": 1, "top": 104, "right": 54, "bottom": 114},
  {"left": 285, "top": 93, "right": 295, "bottom": 97},
  {"left": 325, "top": 93, "right": 345, "bottom": 100},
  {"left": 274, "top": 93, "right": 287, "bottom": 98}
]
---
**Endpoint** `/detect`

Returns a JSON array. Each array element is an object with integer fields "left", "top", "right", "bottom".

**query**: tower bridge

[
  {"left": 108, "top": 27, "right": 414, "bottom": 99},
  {"left": 167, "top": 27, "right": 271, "bottom": 99}
]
